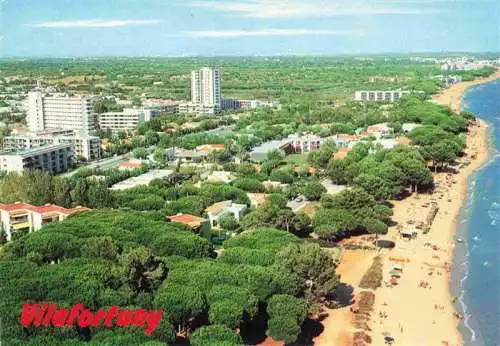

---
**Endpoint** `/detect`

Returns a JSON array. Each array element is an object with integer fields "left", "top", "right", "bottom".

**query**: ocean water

[{"left": 452, "top": 79, "right": 500, "bottom": 346}]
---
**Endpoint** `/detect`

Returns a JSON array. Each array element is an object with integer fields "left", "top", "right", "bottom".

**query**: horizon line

[{"left": 1, "top": 51, "right": 499, "bottom": 60}]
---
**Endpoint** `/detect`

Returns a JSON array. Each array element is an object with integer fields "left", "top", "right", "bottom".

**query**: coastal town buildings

[
  {"left": 0, "top": 202, "right": 89, "bottom": 241},
  {"left": 27, "top": 91, "right": 96, "bottom": 134},
  {"left": 3, "top": 129, "right": 100, "bottom": 161},
  {"left": 287, "top": 133, "right": 324, "bottom": 153},
  {"left": 0, "top": 144, "right": 74, "bottom": 173}
]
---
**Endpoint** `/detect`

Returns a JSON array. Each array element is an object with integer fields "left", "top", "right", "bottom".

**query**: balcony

[
  {"left": 42, "top": 216, "right": 59, "bottom": 225},
  {"left": 11, "top": 221, "right": 31, "bottom": 230},
  {"left": 10, "top": 214, "right": 29, "bottom": 224}
]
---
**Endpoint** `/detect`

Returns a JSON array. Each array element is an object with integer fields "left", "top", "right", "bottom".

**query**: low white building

[
  {"left": 110, "top": 169, "right": 176, "bottom": 190},
  {"left": 0, "top": 143, "right": 74, "bottom": 173},
  {"left": 355, "top": 90, "right": 411, "bottom": 102},
  {"left": 237, "top": 99, "right": 280, "bottom": 110},
  {"left": 205, "top": 200, "right": 248, "bottom": 228},
  {"left": 178, "top": 102, "right": 219, "bottom": 116}
]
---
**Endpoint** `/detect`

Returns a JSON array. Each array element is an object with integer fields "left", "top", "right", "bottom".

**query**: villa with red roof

[
  {"left": 0, "top": 202, "right": 90, "bottom": 241},
  {"left": 167, "top": 213, "right": 210, "bottom": 234}
]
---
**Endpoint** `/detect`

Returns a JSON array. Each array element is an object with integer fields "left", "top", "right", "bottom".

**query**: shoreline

[
  {"left": 433, "top": 70, "right": 499, "bottom": 344},
  {"left": 314, "top": 72, "right": 497, "bottom": 346},
  {"left": 368, "top": 74, "right": 496, "bottom": 345},
  {"left": 432, "top": 69, "right": 500, "bottom": 112}
]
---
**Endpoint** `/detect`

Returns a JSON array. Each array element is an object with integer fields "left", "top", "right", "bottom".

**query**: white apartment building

[
  {"left": 97, "top": 108, "right": 155, "bottom": 133},
  {"left": 191, "top": 67, "right": 221, "bottom": 106},
  {"left": 27, "top": 91, "right": 96, "bottom": 134},
  {"left": 355, "top": 90, "right": 411, "bottom": 102},
  {"left": 3, "top": 129, "right": 100, "bottom": 161},
  {"left": 0, "top": 144, "right": 74, "bottom": 173}
]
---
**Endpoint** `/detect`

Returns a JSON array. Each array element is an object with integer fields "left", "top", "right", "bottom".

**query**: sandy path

[{"left": 314, "top": 250, "right": 378, "bottom": 346}]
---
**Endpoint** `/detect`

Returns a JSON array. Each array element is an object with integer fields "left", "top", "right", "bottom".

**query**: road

[{"left": 61, "top": 152, "right": 132, "bottom": 177}]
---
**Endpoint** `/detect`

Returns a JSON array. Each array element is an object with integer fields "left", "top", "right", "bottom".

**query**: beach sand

[
  {"left": 432, "top": 69, "right": 500, "bottom": 112},
  {"left": 314, "top": 71, "right": 496, "bottom": 346},
  {"left": 314, "top": 250, "right": 378, "bottom": 346}
]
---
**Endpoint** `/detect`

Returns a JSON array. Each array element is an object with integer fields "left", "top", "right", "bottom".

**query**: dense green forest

[
  {"left": 0, "top": 210, "right": 339, "bottom": 345},
  {"left": 0, "top": 56, "right": 452, "bottom": 101}
]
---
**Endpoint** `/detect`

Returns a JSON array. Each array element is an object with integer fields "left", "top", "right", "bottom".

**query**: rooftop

[
  {"left": 167, "top": 213, "right": 207, "bottom": 229},
  {"left": 0, "top": 143, "right": 72, "bottom": 157},
  {"left": 110, "top": 169, "right": 175, "bottom": 190},
  {"left": 205, "top": 200, "right": 232, "bottom": 214},
  {"left": 0, "top": 202, "right": 90, "bottom": 215}
]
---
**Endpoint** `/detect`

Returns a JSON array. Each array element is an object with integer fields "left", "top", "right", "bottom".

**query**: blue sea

[{"left": 451, "top": 79, "right": 500, "bottom": 346}]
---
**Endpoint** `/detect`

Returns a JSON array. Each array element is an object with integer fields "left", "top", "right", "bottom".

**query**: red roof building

[
  {"left": 0, "top": 202, "right": 90, "bottom": 241},
  {"left": 167, "top": 213, "right": 208, "bottom": 230}
]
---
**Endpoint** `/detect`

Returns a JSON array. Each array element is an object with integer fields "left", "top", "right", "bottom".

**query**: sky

[{"left": 0, "top": 0, "right": 498, "bottom": 57}]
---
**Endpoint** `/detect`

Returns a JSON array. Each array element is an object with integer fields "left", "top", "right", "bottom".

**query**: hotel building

[
  {"left": 27, "top": 91, "right": 96, "bottom": 134},
  {"left": 191, "top": 67, "right": 221, "bottom": 106}
]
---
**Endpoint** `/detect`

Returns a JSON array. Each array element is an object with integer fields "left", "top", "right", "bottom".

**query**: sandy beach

[
  {"left": 314, "top": 72, "right": 496, "bottom": 346},
  {"left": 432, "top": 69, "right": 500, "bottom": 112}
]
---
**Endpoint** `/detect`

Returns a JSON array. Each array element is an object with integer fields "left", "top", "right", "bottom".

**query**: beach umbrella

[
  {"left": 389, "top": 270, "right": 401, "bottom": 277},
  {"left": 389, "top": 278, "right": 398, "bottom": 285},
  {"left": 392, "top": 264, "right": 403, "bottom": 271}
]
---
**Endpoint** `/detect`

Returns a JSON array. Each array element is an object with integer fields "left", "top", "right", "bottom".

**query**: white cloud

[
  {"left": 181, "top": 28, "right": 364, "bottom": 38},
  {"left": 190, "top": 0, "right": 432, "bottom": 18},
  {"left": 30, "top": 19, "right": 161, "bottom": 28}
]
